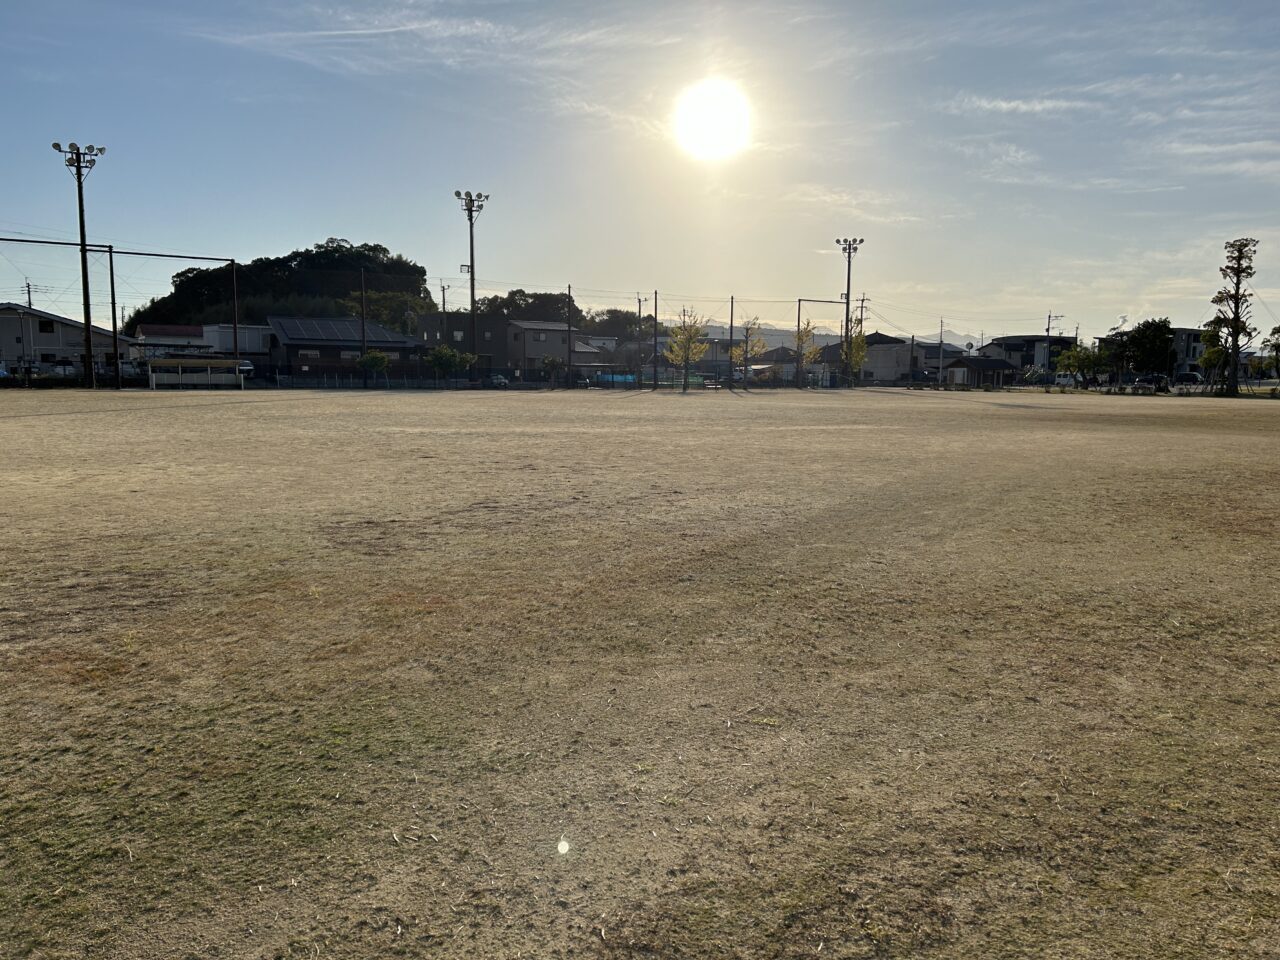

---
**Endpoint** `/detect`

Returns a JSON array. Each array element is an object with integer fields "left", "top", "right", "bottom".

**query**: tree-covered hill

[{"left": 124, "top": 238, "right": 436, "bottom": 336}]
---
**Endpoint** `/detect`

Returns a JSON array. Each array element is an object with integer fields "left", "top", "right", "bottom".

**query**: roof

[
  {"left": 136, "top": 324, "right": 204, "bottom": 338},
  {"left": 866, "top": 331, "right": 906, "bottom": 345},
  {"left": 267, "top": 316, "right": 421, "bottom": 347},
  {"left": 988, "top": 334, "right": 1077, "bottom": 345},
  {"left": 509, "top": 320, "right": 581, "bottom": 332},
  {"left": 0, "top": 302, "right": 136, "bottom": 342},
  {"left": 945, "top": 356, "right": 1018, "bottom": 371}
]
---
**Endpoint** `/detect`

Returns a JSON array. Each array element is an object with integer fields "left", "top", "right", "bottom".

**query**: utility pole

[
  {"left": 635, "top": 292, "right": 648, "bottom": 388},
  {"left": 453, "top": 189, "right": 489, "bottom": 374},
  {"left": 854, "top": 293, "right": 868, "bottom": 385},
  {"left": 565, "top": 283, "right": 573, "bottom": 389},
  {"left": 25, "top": 280, "right": 32, "bottom": 308},
  {"left": 1044, "top": 311, "right": 1064, "bottom": 378},
  {"left": 937, "top": 317, "right": 944, "bottom": 387},
  {"left": 361, "top": 268, "right": 368, "bottom": 388},
  {"left": 231, "top": 261, "right": 240, "bottom": 361},
  {"left": 652, "top": 289, "right": 659, "bottom": 389},
  {"left": 796, "top": 299, "right": 803, "bottom": 388},
  {"left": 108, "top": 245, "right": 120, "bottom": 389},
  {"left": 836, "top": 238, "right": 864, "bottom": 385},
  {"left": 52, "top": 141, "right": 105, "bottom": 388},
  {"left": 439, "top": 283, "right": 450, "bottom": 347},
  {"left": 728, "top": 295, "right": 735, "bottom": 385}
]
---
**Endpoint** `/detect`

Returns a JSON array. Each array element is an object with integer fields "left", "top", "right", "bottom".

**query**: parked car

[
  {"left": 1135, "top": 374, "right": 1170, "bottom": 392},
  {"left": 486, "top": 374, "right": 509, "bottom": 389},
  {"left": 1053, "top": 372, "right": 1078, "bottom": 387},
  {"left": 573, "top": 375, "right": 591, "bottom": 388},
  {"left": 237, "top": 360, "right": 255, "bottom": 379},
  {"left": 1174, "top": 372, "right": 1204, "bottom": 385}
]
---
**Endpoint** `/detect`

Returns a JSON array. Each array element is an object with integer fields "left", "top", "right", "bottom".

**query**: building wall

[
  {"left": 0, "top": 307, "right": 122, "bottom": 374},
  {"left": 862, "top": 342, "right": 923, "bottom": 381},
  {"left": 203, "top": 324, "right": 273, "bottom": 356}
]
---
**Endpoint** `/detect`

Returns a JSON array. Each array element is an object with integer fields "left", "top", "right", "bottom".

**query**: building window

[
  {"left": 340, "top": 350, "right": 360, "bottom": 360},
  {"left": 39, "top": 320, "right": 55, "bottom": 333},
  {"left": 484, "top": 331, "right": 492, "bottom": 341},
  {"left": 298, "top": 349, "right": 320, "bottom": 359},
  {"left": 453, "top": 331, "right": 464, "bottom": 342},
  {"left": 534, "top": 332, "right": 546, "bottom": 342},
  {"left": 385, "top": 352, "right": 400, "bottom": 360},
  {"left": 41, "top": 353, "right": 56, "bottom": 363}
]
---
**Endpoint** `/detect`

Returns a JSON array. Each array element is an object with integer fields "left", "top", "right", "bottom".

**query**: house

[
  {"left": 202, "top": 323, "right": 273, "bottom": 362},
  {"left": 823, "top": 331, "right": 930, "bottom": 383},
  {"left": 918, "top": 341, "right": 967, "bottom": 381},
  {"left": 980, "top": 334, "right": 1076, "bottom": 373},
  {"left": 133, "top": 324, "right": 215, "bottom": 359},
  {"left": 0, "top": 303, "right": 134, "bottom": 377},
  {"left": 266, "top": 316, "right": 424, "bottom": 373},
  {"left": 945, "top": 356, "right": 1018, "bottom": 388},
  {"left": 504, "top": 320, "right": 601, "bottom": 378}
]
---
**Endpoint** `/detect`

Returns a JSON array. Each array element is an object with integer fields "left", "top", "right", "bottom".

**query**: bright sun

[{"left": 672, "top": 77, "right": 752, "bottom": 162}]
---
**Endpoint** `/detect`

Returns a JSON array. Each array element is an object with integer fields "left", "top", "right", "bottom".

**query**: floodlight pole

[
  {"left": 454, "top": 190, "right": 489, "bottom": 374},
  {"left": 836, "top": 238, "right": 864, "bottom": 386},
  {"left": 53, "top": 142, "right": 104, "bottom": 388}
]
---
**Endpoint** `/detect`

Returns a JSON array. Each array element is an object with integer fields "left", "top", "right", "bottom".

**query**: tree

[
  {"left": 1127, "top": 317, "right": 1176, "bottom": 375},
  {"left": 356, "top": 349, "right": 390, "bottom": 386},
  {"left": 842, "top": 331, "right": 868, "bottom": 386},
  {"left": 1262, "top": 325, "right": 1280, "bottom": 380},
  {"left": 795, "top": 319, "right": 822, "bottom": 387},
  {"left": 730, "top": 317, "right": 767, "bottom": 386},
  {"left": 542, "top": 354, "right": 566, "bottom": 386},
  {"left": 478, "top": 289, "right": 586, "bottom": 329},
  {"left": 337, "top": 289, "right": 438, "bottom": 337},
  {"left": 126, "top": 237, "right": 431, "bottom": 332},
  {"left": 1206, "top": 238, "right": 1259, "bottom": 397},
  {"left": 424, "top": 345, "right": 474, "bottom": 386},
  {"left": 1054, "top": 344, "right": 1093, "bottom": 385},
  {"left": 663, "top": 311, "right": 710, "bottom": 392}
]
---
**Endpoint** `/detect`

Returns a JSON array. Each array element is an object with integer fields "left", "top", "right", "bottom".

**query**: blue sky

[{"left": 3, "top": 0, "right": 1279, "bottom": 339}]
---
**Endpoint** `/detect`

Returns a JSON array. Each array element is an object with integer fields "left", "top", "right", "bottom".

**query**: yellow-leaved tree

[
  {"left": 730, "top": 317, "right": 767, "bottom": 387},
  {"left": 664, "top": 310, "right": 710, "bottom": 392}
]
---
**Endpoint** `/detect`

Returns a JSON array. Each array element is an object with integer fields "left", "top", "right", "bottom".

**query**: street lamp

[
  {"left": 454, "top": 189, "right": 489, "bottom": 371},
  {"left": 53, "top": 141, "right": 106, "bottom": 388},
  {"left": 836, "top": 237, "right": 864, "bottom": 386}
]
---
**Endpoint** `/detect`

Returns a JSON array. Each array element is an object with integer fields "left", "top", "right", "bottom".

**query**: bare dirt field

[{"left": 1, "top": 387, "right": 1277, "bottom": 959}]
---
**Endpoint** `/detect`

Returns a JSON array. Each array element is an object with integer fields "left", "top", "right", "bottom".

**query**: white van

[{"left": 1053, "top": 372, "right": 1077, "bottom": 387}]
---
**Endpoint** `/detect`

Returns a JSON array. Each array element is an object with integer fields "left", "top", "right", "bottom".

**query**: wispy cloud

[
  {"left": 946, "top": 94, "right": 1092, "bottom": 116},
  {"left": 783, "top": 184, "right": 923, "bottom": 224}
]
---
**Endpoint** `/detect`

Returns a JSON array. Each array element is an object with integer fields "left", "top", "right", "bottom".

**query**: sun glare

[{"left": 672, "top": 78, "right": 751, "bottom": 162}]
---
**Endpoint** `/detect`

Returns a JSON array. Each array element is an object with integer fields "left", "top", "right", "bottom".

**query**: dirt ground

[{"left": 1, "top": 387, "right": 1277, "bottom": 959}]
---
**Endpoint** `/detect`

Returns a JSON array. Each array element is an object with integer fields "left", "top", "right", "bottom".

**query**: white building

[{"left": 0, "top": 303, "right": 133, "bottom": 377}]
